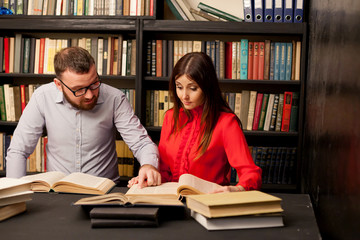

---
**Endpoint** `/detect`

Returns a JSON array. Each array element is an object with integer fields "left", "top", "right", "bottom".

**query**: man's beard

[{"left": 62, "top": 87, "right": 98, "bottom": 110}]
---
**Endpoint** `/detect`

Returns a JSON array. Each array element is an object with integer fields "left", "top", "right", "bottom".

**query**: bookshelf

[
  {"left": 140, "top": 20, "right": 307, "bottom": 192},
  {"left": 0, "top": 11, "right": 307, "bottom": 192}
]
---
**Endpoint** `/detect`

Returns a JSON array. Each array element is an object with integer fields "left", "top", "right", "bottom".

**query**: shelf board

[
  {"left": 0, "top": 16, "right": 137, "bottom": 31},
  {"left": 143, "top": 20, "right": 306, "bottom": 35}
]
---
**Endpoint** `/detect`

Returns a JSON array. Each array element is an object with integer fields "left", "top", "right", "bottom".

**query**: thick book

[
  {"left": 191, "top": 210, "right": 284, "bottom": 230},
  {"left": 0, "top": 178, "right": 33, "bottom": 207},
  {"left": 20, "top": 171, "right": 116, "bottom": 195},
  {"left": 90, "top": 207, "right": 159, "bottom": 220},
  {"left": 186, "top": 191, "right": 283, "bottom": 218},
  {"left": 0, "top": 202, "right": 27, "bottom": 222},
  {"left": 75, "top": 173, "right": 221, "bottom": 207},
  {"left": 281, "top": 91, "right": 293, "bottom": 132}
]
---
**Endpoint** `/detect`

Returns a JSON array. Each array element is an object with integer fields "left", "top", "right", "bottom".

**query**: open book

[
  {"left": 20, "top": 171, "right": 116, "bottom": 195},
  {"left": 74, "top": 173, "right": 221, "bottom": 207}
]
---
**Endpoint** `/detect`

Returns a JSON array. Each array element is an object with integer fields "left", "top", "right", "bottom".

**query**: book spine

[
  {"left": 275, "top": 93, "right": 284, "bottom": 131},
  {"left": 252, "top": 42, "right": 259, "bottom": 80},
  {"left": 252, "top": 93, "right": 263, "bottom": 131},
  {"left": 240, "top": 39, "right": 248, "bottom": 80},
  {"left": 269, "top": 94, "right": 280, "bottom": 131},
  {"left": 225, "top": 42, "right": 232, "bottom": 79},
  {"left": 279, "top": 42, "right": 287, "bottom": 80},
  {"left": 247, "top": 41, "right": 253, "bottom": 80},
  {"left": 257, "top": 93, "right": 269, "bottom": 130},
  {"left": 285, "top": 42, "right": 293, "bottom": 80},
  {"left": 281, "top": 91, "right": 293, "bottom": 132},
  {"left": 258, "top": 41, "right": 265, "bottom": 80},
  {"left": 289, "top": 92, "right": 299, "bottom": 132}
]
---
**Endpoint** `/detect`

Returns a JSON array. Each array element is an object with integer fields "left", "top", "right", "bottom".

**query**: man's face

[{"left": 54, "top": 65, "right": 100, "bottom": 110}]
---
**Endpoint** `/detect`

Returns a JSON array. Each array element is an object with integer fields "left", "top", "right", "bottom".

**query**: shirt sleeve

[
  {"left": 6, "top": 90, "right": 45, "bottom": 178},
  {"left": 158, "top": 110, "right": 173, "bottom": 182},
  {"left": 222, "top": 115, "right": 262, "bottom": 190},
  {"left": 113, "top": 93, "right": 159, "bottom": 169}
]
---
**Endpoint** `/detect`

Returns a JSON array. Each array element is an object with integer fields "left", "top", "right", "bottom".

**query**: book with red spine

[
  {"left": 258, "top": 41, "right": 265, "bottom": 80},
  {"left": 20, "top": 85, "right": 27, "bottom": 113},
  {"left": 38, "top": 38, "right": 46, "bottom": 74},
  {"left": 4, "top": 37, "right": 10, "bottom": 73},
  {"left": 247, "top": 42, "right": 254, "bottom": 80},
  {"left": 253, "top": 42, "right": 259, "bottom": 80},
  {"left": 281, "top": 91, "right": 293, "bottom": 132},
  {"left": 225, "top": 42, "right": 233, "bottom": 79},
  {"left": 252, "top": 93, "right": 264, "bottom": 130}
]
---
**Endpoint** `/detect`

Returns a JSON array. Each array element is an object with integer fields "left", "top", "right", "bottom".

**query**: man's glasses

[{"left": 57, "top": 76, "right": 101, "bottom": 97}]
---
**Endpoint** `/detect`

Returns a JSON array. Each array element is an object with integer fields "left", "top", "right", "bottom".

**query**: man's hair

[{"left": 54, "top": 46, "right": 95, "bottom": 78}]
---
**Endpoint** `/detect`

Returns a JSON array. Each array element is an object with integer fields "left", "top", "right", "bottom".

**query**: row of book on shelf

[
  {"left": 146, "top": 89, "right": 299, "bottom": 134},
  {"left": 146, "top": 39, "right": 302, "bottom": 81},
  {"left": 0, "top": 82, "right": 135, "bottom": 122},
  {"left": 0, "top": 133, "right": 135, "bottom": 178},
  {"left": 230, "top": 146, "right": 297, "bottom": 185},
  {"left": 0, "top": 35, "right": 137, "bottom": 76},
  {"left": 1, "top": 0, "right": 155, "bottom": 16}
]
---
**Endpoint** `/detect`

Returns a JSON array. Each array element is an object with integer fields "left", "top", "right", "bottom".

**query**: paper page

[
  {"left": 178, "top": 174, "right": 221, "bottom": 194},
  {"left": 55, "top": 172, "right": 106, "bottom": 189},
  {"left": 21, "top": 171, "right": 66, "bottom": 187},
  {"left": 126, "top": 182, "right": 179, "bottom": 195}
]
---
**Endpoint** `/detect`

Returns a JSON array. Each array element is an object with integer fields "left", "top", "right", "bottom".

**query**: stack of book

[
  {"left": 186, "top": 190, "right": 284, "bottom": 230},
  {"left": 89, "top": 207, "right": 160, "bottom": 228},
  {"left": 0, "top": 178, "right": 33, "bottom": 222}
]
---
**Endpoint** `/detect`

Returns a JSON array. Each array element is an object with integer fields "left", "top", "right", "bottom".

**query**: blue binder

[
  {"left": 254, "top": 0, "right": 264, "bottom": 22},
  {"left": 284, "top": 0, "right": 294, "bottom": 22},
  {"left": 274, "top": 0, "right": 283, "bottom": 22},
  {"left": 243, "top": 0, "right": 254, "bottom": 22},
  {"left": 264, "top": 0, "right": 274, "bottom": 22},
  {"left": 294, "top": 0, "right": 304, "bottom": 23}
]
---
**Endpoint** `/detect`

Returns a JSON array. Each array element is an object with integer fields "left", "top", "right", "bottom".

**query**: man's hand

[{"left": 137, "top": 164, "right": 161, "bottom": 188}]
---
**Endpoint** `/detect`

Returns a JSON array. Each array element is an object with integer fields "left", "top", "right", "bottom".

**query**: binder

[
  {"left": 243, "top": 0, "right": 254, "bottom": 22},
  {"left": 284, "top": 0, "right": 294, "bottom": 22},
  {"left": 264, "top": 0, "right": 274, "bottom": 22},
  {"left": 274, "top": 0, "right": 284, "bottom": 22},
  {"left": 254, "top": 0, "right": 264, "bottom": 22},
  {"left": 294, "top": 0, "right": 304, "bottom": 23}
]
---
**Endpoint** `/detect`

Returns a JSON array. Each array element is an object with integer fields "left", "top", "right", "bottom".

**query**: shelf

[{"left": 143, "top": 20, "right": 307, "bottom": 35}]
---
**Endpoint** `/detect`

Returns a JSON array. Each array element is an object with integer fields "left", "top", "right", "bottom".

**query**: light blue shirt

[{"left": 6, "top": 82, "right": 159, "bottom": 182}]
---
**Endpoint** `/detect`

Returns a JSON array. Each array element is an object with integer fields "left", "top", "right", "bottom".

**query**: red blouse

[{"left": 159, "top": 106, "right": 262, "bottom": 191}]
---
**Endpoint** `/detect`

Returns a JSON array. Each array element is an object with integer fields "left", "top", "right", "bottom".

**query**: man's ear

[{"left": 54, "top": 78, "right": 62, "bottom": 91}]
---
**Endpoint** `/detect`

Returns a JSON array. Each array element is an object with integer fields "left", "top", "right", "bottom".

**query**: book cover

[
  {"left": 252, "top": 42, "right": 259, "bottom": 80},
  {"left": 0, "top": 86, "right": 7, "bottom": 121},
  {"left": 275, "top": 93, "right": 284, "bottom": 131},
  {"left": 264, "top": 40, "right": 271, "bottom": 80},
  {"left": 285, "top": 42, "right": 293, "bottom": 80},
  {"left": 191, "top": 210, "right": 283, "bottom": 230},
  {"left": 263, "top": 93, "right": 275, "bottom": 131},
  {"left": 186, "top": 191, "right": 283, "bottom": 218},
  {"left": 156, "top": 39, "right": 163, "bottom": 77},
  {"left": 269, "top": 94, "right": 280, "bottom": 131},
  {"left": 294, "top": 41, "right": 301, "bottom": 80},
  {"left": 279, "top": 42, "right": 287, "bottom": 80},
  {"left": 273, "top": 42, "right": 281, "bottom": 80},
  {"left": 269, "top": 42, "right": 275, "bottom": 80},
  {"left": 90, "top": 207, "right": 159, "bottom": 220},
  {"left": 281, "top": 91, "right": 293, "bottom": 132},
  {"left": 225, "top": 42, "right": 232, "bottom": 79},
  {"left": 197, "top": 2, "right": 243, "bottom": 22},
  {"left": 246, "top": 91, "right": 257, "bottom": 131},
  {"left": 0, "top": 202, "right": 27, "bottom": 222},
  {"left": 247, "top": 41, "right": 253, "bottom": 79},
  {"left": 91, "top": 218, "right": 159, "bottom": 228},
  {"left": 239, "top": 90, "right": 250, "bottom": 128}
]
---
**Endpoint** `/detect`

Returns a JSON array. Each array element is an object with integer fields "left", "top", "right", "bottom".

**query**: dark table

[{"left": 0, "top": 187, "right": 321, "bottom": 240}]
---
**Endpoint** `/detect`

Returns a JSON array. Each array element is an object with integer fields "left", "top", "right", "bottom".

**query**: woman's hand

[
  {"left": 127, "top": 176, "right": 139, "bottom": 188},
  {"left": 210, "top": 185, "right": 245, "bottom": 193}
]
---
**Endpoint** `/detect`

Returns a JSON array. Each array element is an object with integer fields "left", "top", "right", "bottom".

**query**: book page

[
  {"left": 21, "top": 171, "right": 66, "bottom": 190},
  {"left": 125, "top": 182, "right": 179, "bottom": 195},
  {"left": 178, "top": 174, "right": 221, "bottom": 195},
  {"left": 73, "top": 192, "right": 128, "bottom": 205},
  {"left": 53, "top": 172, "right": 110, "bottom": 189}
]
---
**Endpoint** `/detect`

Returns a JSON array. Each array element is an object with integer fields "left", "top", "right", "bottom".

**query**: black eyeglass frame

[{"left": 56, "top": 74, "right": 101, "bottom": 97}]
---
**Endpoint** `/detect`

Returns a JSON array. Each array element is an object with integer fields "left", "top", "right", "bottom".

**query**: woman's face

[{"left": 175, "top": 74, "right": 205, "bottom": 110}]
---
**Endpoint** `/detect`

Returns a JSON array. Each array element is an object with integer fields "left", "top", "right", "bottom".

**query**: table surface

[{"left": 0, "top": 187, "right": 321, "bottom": 240}]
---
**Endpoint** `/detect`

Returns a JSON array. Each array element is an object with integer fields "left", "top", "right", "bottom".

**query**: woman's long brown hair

[{"left": 169, "top": 52, "right": 239, "bottom": 159}]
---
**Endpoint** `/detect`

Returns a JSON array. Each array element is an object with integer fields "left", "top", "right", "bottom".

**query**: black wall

[{"left": 303, "top": 0, "right": 360, "bottom": 239}]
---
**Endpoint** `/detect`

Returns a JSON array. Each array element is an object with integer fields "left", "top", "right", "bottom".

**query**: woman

[{"left": 130, "top": 52, "right": 261, "bottom": 192}]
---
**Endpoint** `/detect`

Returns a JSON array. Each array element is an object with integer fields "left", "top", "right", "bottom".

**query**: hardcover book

[
  {"left": 20, "top": 171, "right": 116, "bottom": 195},
  {"left": 191, "top": 210, "right": 284, "bottom": 230},
  {"left": 186, "top": 191, "right": 283, "bottom": 218},
  {"left": 0, "top": 178, "right": 33, "bottom": 207},
  {"left": 0, "top": 202, "right": 27, "bottom": 222}
]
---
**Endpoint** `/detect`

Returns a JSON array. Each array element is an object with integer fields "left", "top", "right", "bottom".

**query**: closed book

[
  {"left": 285, "top": 42, "right": 293, "bottom": 80},
  {"left": 264, "top": 40, "right": 271, "bottom": 80},
  {"left": 281, "top": 91, "right": 293, "bottom": 132},
  {"left": 257, "top": 93, "right": 269, "bottom": 130},
  {"left": 13, "top": 86, "right": 22, "bottom": 121},
  {"left": 186, "top": 191, "right": 283, "bottom": 218},
  {"left": 247, "top": 42, "right": 254, "bottom": 79},
  {"left": 258, "top": 41, "right": 265, "bottom": 80},
  {"left": 289, "top": 92, "right": 299, "bottom": 132},
  {"left": 239, "top": 90, "right": 250, "bottom": 128},
  {"left": 240, "top": 39, "right": 248, "bottom": 80},
  {"left": 294, "top": 41, "right": 301, "bottom": 81},
  {"left": 269, "top": 94, "right": 280, "bottom": 131},
  {"left": 246, "top": 91, "right": 257, "bottom": 131},
  {"left": 91, "top": 218, "right": 158, "bottom": 228},
  {"left": 252, "top": 93, "right": 264, "bottom": 131},
  {"left": 0, "top": 86, "right": 7, "bottom": 121},
  {"left": 156, "top": 40, "right": 163, "bottom": 77},
  {"left": 273, "top": 42, "right": 281, "bottom": 80},
  {"left": 279, "top": 42, "right": 287, "bottom": 80},
  {"left": 225, "top": 42, "right": 233, "bottom": 79},
  {"left": 275, "top": 93, "right": 284, "bottom": 131},
  {"left": 0, "top": 202, "right": 27, "bottom": 222},
  {"left": 191, "top": 210, "right": 283, "bottom": 231},
  {"left": 269, "top": 42, "right": 275, "bottom": 80},
  {"left": 263, "top": 93, "right": 275, "bottom": 131},
  {"left": 90, "top": 207, "right": 159, "bottom": 220},
  {"left": 197, "top": 2, "right": 242, "bottom": 22}
]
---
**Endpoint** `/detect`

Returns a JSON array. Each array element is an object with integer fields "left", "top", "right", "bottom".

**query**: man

[{"left": 6, "top": 46, "right": 161, "bottom": 187}]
